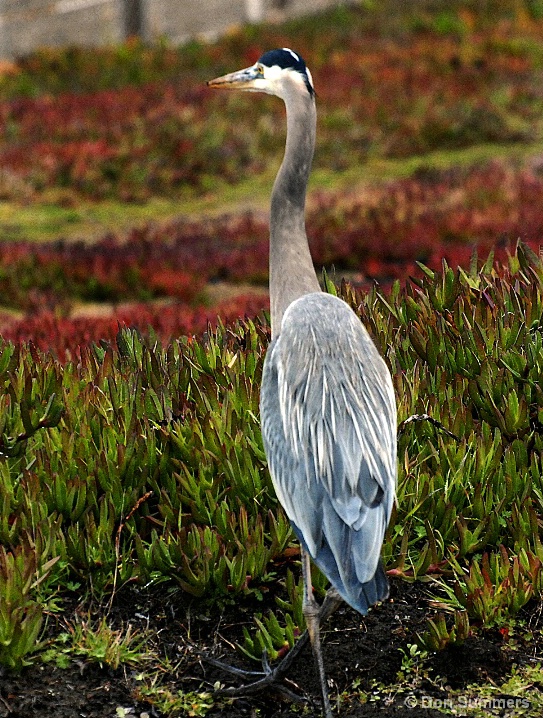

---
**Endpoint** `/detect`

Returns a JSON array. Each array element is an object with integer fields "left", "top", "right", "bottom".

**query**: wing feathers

[{"left": 260, "top": 292, "right": 397, "bottom": 614}]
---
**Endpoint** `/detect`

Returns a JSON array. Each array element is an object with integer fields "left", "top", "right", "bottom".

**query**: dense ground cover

[{"left": 1, "top": 246, "right": 543, "bottom": 717}]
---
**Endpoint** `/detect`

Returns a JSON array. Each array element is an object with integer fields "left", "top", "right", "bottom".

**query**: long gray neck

[{"left": 269, "top": 88, "right": 320, "bottom": 338}]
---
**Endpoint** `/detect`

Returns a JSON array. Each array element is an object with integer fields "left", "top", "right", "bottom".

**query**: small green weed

[
  {"left": 137, "top": 676, "right": 215, "bottom": 717},
  {"left": 52, "top": 616, "right": 154, "bottom": 670}
]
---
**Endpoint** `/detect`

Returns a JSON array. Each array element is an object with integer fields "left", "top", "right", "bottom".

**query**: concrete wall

[
  {"left": 146, "top": 0, "right": 249, "bottom": 44},
  {"left": 0, "top": 0, "right": 125, "bottom": 58},
  {"left": 145, "top": 0, "right": 352, "bottom": 44},
  {"left": 0, "top": 0, "right": 351, "bottom": 59}
]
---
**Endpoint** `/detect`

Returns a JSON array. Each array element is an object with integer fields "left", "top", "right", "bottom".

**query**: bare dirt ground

[{"left": 2, "top": 578, "right": 540, "bottom": 718}]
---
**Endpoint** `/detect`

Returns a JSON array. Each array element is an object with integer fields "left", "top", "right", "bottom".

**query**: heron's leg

[{"left": 301, "top": 547, "right": 334, "bottom": 718}]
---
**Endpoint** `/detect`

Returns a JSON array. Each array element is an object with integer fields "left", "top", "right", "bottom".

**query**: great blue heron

[{"left": 208, "top": 48, "right": 397, "bottom": 717}]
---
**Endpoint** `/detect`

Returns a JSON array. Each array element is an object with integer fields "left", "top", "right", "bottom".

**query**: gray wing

[{"left": 260, "top": 292, "right": 396, "bottom": 614}]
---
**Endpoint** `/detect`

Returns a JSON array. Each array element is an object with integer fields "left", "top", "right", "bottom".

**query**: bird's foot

[
  {"left": 203, "top": 632, "right": 311, "bottom": 703},
  {"left": 204, "top": 588, "right": 342, "bottom": 714}
]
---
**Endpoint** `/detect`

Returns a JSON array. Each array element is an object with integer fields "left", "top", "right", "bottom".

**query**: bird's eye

[{"left": 256, "top": 64, "right": 264, "bottom": 75}]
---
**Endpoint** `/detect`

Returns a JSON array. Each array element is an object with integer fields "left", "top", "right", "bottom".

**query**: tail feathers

[
  {"left": 317, "top": 550, "right": 388, "bottom": 615},
  {"left": 349, "top": 559, "right": 389, "bottom": 613},
  {"left": 292, "top": 521, "right": 389, "bottom": 616}
]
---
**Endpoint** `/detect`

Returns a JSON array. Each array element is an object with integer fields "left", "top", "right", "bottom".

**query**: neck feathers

[{"left": 269, "top": 89, "right": 320, "bottom": 337}]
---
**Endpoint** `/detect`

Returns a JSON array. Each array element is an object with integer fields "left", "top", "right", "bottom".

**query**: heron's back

[{"left": 260, "top": 292, "right": 396, "bottom": 614}]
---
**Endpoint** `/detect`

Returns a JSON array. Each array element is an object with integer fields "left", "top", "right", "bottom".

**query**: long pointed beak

[{"left": 207, "top": 65, "right": 261, "bottom": 91}]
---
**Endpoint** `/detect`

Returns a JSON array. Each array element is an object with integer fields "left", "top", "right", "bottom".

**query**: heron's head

[{"left": 207, "top": 48, "right": 315, "bottom": 101}]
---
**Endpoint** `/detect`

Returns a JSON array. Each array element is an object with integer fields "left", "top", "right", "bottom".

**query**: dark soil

[{"left": 0, "top": 578, "right": 541, "bottom": 718}]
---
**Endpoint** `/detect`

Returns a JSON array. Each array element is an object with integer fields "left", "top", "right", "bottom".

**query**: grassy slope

[{"left": 3, "top": 139, "right": 543, "bottom": 243}]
